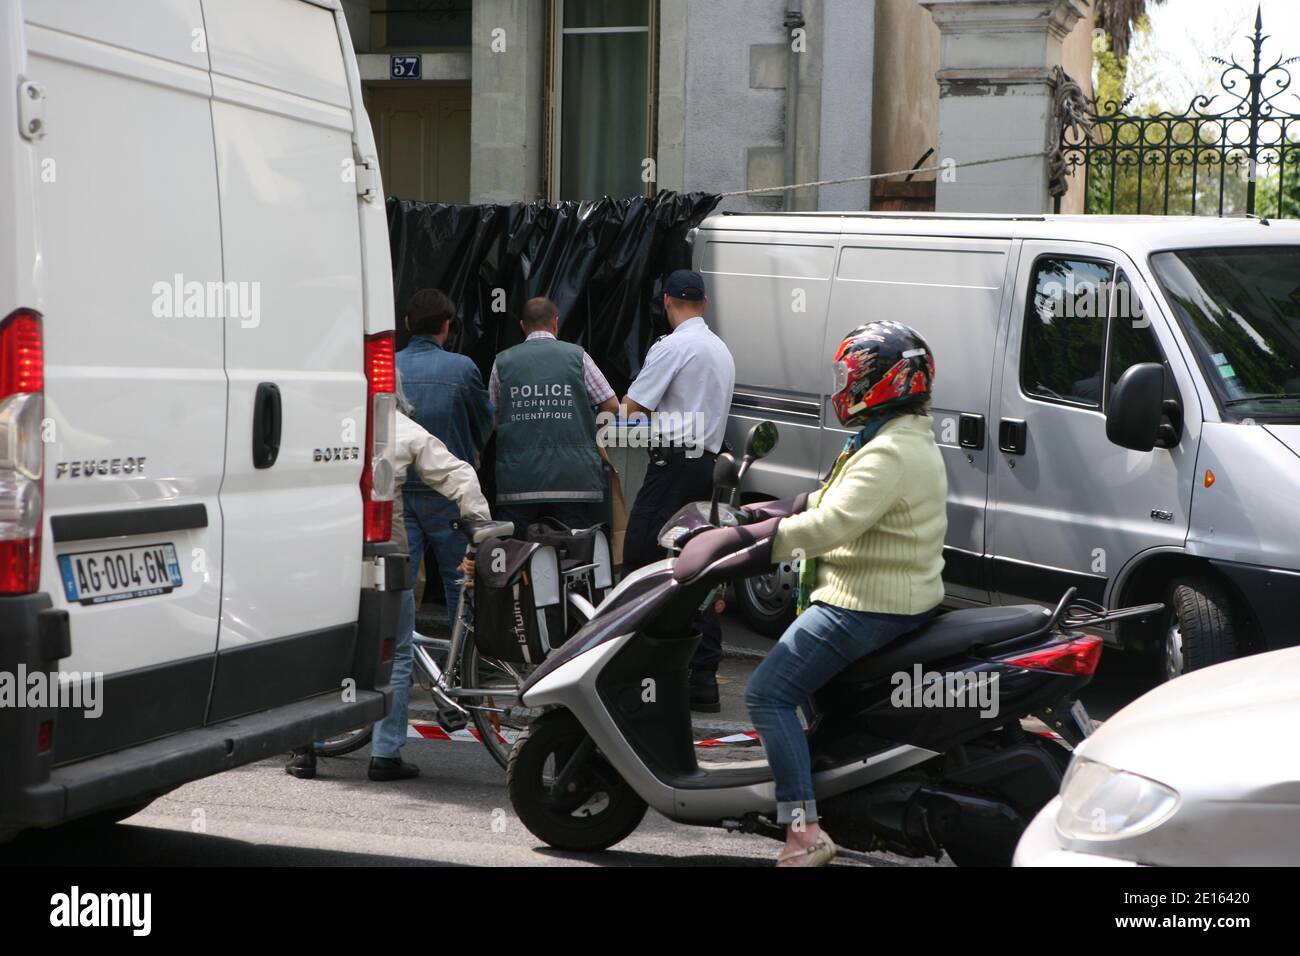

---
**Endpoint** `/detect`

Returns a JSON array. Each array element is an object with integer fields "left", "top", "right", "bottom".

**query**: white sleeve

[
  {"left": 396, "top": 413, "right": 491, "bottom": 519},
  {"left": 626, "top": 338, "right": 683, "bottom": 411}
]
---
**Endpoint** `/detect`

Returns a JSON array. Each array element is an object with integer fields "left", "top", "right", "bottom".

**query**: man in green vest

[{"left": 489, "top": 297, "right": 619, "bottom": 531}]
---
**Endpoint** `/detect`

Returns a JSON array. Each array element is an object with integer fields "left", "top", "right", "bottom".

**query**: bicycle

[{"left": 319, "top": 517, "right": 611, "bottom": 769}]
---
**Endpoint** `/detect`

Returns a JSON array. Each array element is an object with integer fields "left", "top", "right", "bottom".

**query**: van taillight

[
  {"left": 361, "top": 331, "right": 396, "bottom": 544},
  {"left": 1003, "top": 635, "right": 1103, "bottom": 676},
  {"left": 0, "top": 310, "right": 44, "bottom": 594}
]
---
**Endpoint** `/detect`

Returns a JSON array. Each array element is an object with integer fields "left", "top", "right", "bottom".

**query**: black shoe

[
  {"left": 285, "top": 748, "right": 317, "bottom": 780},
  {"left": 689, "top": 669, "right": 721, "bottom": 714},
  {"left": 369, "top": 756, "right": 420, "bottom": 781}
]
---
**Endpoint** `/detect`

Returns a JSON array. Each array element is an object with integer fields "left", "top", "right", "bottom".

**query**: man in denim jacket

[{"left": 396, "top": 289, "right": 493, "bottom": 618}]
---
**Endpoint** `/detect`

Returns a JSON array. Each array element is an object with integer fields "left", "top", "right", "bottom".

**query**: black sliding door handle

[
  {"left": 959, "top": 413, "right": 985, "bottom": 450},
  {"left": 253, "top": 382, "right": 282, "bottom": 469},
  {"left": 998, "top": 419, "right": 1027, "bottom": 456}
]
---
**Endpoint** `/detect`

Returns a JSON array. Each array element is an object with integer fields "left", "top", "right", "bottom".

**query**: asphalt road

[
  {"left": 3, "top": 733, "right": 941, "bottom": 868},
  {"left": 3, "top": 608, "right": 1156, "bottom": 868}
]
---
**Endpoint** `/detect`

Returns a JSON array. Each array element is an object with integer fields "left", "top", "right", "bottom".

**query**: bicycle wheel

[
  {"left": 316, "top": 725, "right": 373, "bottom": 757},
  {"left": 463, "top": 597, "right": 592, "bottom": 770}
]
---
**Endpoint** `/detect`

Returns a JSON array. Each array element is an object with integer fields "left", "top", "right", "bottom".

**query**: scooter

[{"left": 501, "top": 423, "right": 1163, "bottom": 865}]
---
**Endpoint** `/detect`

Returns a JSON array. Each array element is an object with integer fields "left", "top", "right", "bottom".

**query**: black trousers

[{"left": 623, "top": 449, "right": 722, "bottom": 673}]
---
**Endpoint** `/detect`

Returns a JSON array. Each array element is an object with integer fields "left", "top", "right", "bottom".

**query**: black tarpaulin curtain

[{"left": 386, "top": 190, "right": 722, "bottom": 398}]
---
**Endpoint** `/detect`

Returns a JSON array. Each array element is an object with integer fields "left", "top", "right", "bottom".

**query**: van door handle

[
  {"left": 959, "top": 413, "right": 985, "bottom": 450},
  {"left": 253, "top": 382, "right": 282, "bottom": 469},
  {"left": 998, "top": 419, "right": 1027, "bottom": 456}
]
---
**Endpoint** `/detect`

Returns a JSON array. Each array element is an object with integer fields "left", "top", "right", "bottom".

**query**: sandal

[{"left": 777, "top": 831, "right": 838, "bottom": 867}]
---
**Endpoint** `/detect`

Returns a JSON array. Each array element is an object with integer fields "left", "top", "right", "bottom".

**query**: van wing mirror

[{"left": 1106, "top": 363, "right": 1166, "bottom": 452}]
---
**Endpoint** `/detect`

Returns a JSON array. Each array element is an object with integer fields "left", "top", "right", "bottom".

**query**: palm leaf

[{"left": 1095, "top": 0, "right": 1167, "bottom": 60}]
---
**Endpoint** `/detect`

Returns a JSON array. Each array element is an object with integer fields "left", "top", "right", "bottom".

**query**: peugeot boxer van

[
  {"left": 699, "top": 211, "right": 1300, "bottom": 680},
  {"left": 0, "top": 0, "right": 404, "bottom": 840}
]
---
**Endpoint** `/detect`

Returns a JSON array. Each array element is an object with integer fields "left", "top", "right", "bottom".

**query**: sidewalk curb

[{"left": 722, "top": 641, "right": 765, "bottom": 661}]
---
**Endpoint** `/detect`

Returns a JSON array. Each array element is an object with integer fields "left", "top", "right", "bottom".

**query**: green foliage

[
  {"left": 1082, "top": 17, "right": 1289, "bottom": 217},
  {"left": 1256, "top": 147, "right": 1300, "bottom": 219}
]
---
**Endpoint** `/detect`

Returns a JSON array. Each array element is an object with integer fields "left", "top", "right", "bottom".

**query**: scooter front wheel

[{"left": 507, "top": 711, "right": 647, "bottom": 852}]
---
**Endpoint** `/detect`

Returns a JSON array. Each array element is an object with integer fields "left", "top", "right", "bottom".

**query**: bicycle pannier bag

[
  {"left": 525, "top": 519, "right": 614, "bottom": 606},
  {"left": 473, "top": 538, "right": 562, "bottom": 664}
]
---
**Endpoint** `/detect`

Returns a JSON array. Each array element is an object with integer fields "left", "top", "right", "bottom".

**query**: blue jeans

[
  {"left": 404, "top": 492, "right": 468, "bottom": 613},
  {"left": 372, "top": 589, "right": 416, "bottom": 759},
  {"left": 745, "top": 601, "right": 937, "bottom": 825}
]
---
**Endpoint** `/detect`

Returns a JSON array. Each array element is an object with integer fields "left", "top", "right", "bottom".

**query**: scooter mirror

[
  {"left": 709, "top": 453, "right": 739, "bottom": 526},
  {"left": 744, "top": 422, "right": 779, "bottom": 460}
]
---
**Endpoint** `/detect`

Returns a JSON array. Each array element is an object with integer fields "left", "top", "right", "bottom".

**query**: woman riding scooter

[{"left": 744, "top": 321, "right": 947, "bottom": 867}]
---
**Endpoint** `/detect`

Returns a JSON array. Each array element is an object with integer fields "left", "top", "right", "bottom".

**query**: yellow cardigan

[{"left": 772, "top": 414, "right": 948, "bottom": 615}]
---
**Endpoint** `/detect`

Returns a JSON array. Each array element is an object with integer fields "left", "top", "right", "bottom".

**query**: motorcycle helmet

[{"left": 830, "top": 321, "right": 936, "bottom": 428}]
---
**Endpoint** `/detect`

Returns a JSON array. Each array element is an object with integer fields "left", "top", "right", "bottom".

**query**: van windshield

[{"left": 1151, "top": 246, "right": 1300, "bottom": 422}]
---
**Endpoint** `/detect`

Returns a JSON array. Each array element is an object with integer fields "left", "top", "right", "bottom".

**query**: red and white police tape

[{"left": 406, "top": 720, "right": 761, "bottom": 748}]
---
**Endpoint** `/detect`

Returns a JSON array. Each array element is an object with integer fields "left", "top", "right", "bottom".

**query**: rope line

[{"left": 717, "top": 150, "right": 1050, "bottom": 198}]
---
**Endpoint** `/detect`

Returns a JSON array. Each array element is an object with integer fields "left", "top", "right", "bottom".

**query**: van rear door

[
  {"left": 200, "top": 0, "right": 368, "bottom": 720},
  {"left": 25, "top": 0, "right": 227, "bottom": 760}
]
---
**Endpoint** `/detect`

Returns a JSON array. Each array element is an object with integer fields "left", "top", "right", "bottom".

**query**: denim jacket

[{"left": 396, "top": 336, "right": 494, "bottom": 498}]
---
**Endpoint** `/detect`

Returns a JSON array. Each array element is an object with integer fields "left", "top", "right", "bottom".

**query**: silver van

[{"left": 697, "top": 212, "right": 1300, "bottom": 680}]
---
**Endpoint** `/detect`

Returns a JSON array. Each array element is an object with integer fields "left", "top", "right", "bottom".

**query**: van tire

[
  {"left": 1164, "top": 577, "right": 1239, "bottom": 680},
  {"left": 736, "top": 563, "right": 797, "bottom": 638}
]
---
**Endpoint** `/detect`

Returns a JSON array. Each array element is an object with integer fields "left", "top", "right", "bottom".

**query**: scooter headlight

[
  {"left": 1055, "top": 757, "right": 1179, "bottom": 841},
  {"left": 656, "top": 502, "right": 743, "bottom": 551},
  {"left": 658, "top": 524, "right": 690, "bottom": 550}
]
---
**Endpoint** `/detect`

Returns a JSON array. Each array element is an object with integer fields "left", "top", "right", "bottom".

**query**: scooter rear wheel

[{"left": 507, "top": 711, "right": 647, "bottom": 852}]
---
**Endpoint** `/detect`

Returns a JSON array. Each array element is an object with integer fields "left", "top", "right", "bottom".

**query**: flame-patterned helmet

[{"left": 830, "top": 321, "right": 936, "bottom": 428}]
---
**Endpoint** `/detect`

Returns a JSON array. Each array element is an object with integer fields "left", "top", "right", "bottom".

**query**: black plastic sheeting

[{"left": 387, "top": 191, "right": 721, "bottom": 398}]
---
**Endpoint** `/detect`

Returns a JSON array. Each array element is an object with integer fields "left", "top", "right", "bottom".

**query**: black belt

[{"left": 648, "top": 445, "right": 717, "bottom": 466}]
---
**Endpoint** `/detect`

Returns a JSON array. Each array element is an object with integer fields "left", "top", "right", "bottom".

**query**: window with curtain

[{"left": 556, "top": 0, "right": 653, "bottom": 201}]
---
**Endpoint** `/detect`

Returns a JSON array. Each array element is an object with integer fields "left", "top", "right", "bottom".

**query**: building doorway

[{"left": 363, "top": 84, "right": 471, "bottom": 203}]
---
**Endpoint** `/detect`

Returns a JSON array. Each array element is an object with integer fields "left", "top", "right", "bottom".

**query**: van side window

[
  {"left": 1106, "top": 270, "right": 1165, "bottom": 401},
  {"left": 1022, "top": 257, "right": 1113, "bottom": 408}
]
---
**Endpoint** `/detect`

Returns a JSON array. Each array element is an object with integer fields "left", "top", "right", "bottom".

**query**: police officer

[
  {"left": 490, "top": 297, "right": 619, "bottom": 531},
  {"left": 621, "top": 270, "right": 736, "bottom": 712}
]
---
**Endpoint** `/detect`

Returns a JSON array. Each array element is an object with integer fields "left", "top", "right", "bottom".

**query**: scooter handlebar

[
  {"left": 672, "top": 516, "right": 783, "bottom": 586},
  {"left": 742, "top": 492, "right": 810, "bottom": 522}
]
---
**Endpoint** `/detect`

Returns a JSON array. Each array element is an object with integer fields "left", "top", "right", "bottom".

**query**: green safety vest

[{"left": 494, "top": 338, "right": 604, "bottom": 504}]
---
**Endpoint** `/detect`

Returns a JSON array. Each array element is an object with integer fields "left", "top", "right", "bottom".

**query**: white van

[
  {"left": 1, "top": 0, "right": 403, "bottom": 838},
  {"left": 699, "top": 212, "right": 1300, "bottom": 680}
]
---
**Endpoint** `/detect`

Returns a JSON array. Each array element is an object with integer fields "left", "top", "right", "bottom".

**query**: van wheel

[
  {"left": 737, "top": 562, "right": 797, "bottom": 638},
  {"left": 1164, "top": 577, "right": 1239, "bottom": 680}
]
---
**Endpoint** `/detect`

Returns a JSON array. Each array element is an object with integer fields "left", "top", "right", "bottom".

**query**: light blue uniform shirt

[{"left": 627, "top": 316, "right": 736, "bottom": 454}]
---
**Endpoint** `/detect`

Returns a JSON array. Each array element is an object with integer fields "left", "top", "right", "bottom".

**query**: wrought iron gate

[{"left": 1057, "top": 9, "right": 1300, "bottom": 218}]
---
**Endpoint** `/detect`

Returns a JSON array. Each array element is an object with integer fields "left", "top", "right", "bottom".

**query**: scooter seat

[{"left": 831, "top": 604, "right": 1052, "bottom": 684}]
